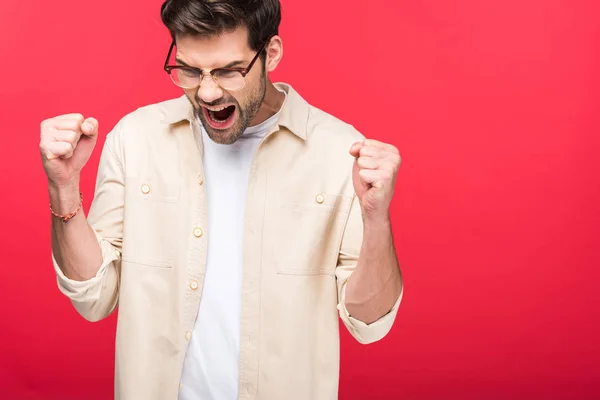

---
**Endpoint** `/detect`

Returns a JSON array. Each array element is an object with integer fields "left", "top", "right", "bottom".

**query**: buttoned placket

[
  {"left": 174, "top": 117, "right": 209, "bottom": 394},
  {"left": 236, "top": 124, "right": 283, "bottom": 399}
]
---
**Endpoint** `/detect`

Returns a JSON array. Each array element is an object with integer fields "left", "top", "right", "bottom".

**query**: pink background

[{"left": 1, "top": 0, "right": 599, "bottom": 398}]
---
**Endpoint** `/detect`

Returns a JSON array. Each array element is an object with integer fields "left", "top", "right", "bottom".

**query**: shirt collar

[{"left": 160, "top": 82, "right": 308, "bottom": 140}]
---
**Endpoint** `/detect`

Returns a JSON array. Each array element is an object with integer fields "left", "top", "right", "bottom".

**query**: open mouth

[{"left": 202, "top": 104, "right": 236, "bottom": 130}]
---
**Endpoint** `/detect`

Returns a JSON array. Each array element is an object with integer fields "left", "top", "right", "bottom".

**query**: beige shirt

[{"left": 52, "top": 83, "right": 402, "bottom": 400}]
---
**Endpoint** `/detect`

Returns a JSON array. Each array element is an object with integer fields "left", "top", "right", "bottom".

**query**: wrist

[
  {"left": 48, "top": 173, "right": 80, "bottom": 191},
  {"left": 48, "top": 179, "right": 82, "bottom": 216},
  {"left": 362, "top": 210, "right": 391, "bottom": 227}
]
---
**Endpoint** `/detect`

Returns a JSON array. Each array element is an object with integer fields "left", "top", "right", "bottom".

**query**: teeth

[{"left": 205, "top": 105, "right": 229, "bottom": 112}]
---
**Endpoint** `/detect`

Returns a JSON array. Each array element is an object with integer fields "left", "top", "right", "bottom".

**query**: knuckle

[
  {"left": 66, "top": 120, "right": 80, "bottom": 131},
  {"left": 360, "top": 146, "right": 375, "bottom": 156},
  {"left": 40, "top": 138, "right": 54, "bottom": 150},
  {"left": 363, "top": 139, "right": 377, "bottom": 147},
  {"left": 71, "top": 113, "right": 84, "bottom": 122},
  {"left": 40, "top": 119, "right": 53, "bottom": 134},
  {"left": 358, "top": 157, "right": 370, "bottom": 167}
]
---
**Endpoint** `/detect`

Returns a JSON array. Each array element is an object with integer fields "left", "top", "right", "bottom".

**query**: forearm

[
  {"left": 344, "top": 216, "right": 402, "bottom": 324},
  {"left": 50, "top": 179, "right": 103, "bottom": 282}
]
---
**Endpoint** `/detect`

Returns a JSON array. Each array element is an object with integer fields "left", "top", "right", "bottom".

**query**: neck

[{"left": 250, "top": 80, "right": 285, "bottom": 126}]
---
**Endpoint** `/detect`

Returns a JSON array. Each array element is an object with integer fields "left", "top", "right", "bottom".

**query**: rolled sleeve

[
  {"left": 335, "top": 195, "right": 402, "bottom": 344},
  {"left": 337, "top": 283, "right": 402, "bottom": 344},
  {"left": 53, "top": 230, "right": 121, "bottom": 323},
  {"left": 53, "top": 230, "right": 120, "bottom": 303}
]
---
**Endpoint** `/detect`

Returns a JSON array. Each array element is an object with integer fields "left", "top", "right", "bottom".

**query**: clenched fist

[
  {"left": 40, "top": 114, "right": 98, "bottom": 187},
  {"left": 349, "top": 139, "right": 401, "bottom": 221}
]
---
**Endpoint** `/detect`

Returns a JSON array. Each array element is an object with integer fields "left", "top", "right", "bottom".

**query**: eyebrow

[{"left": 175, "top": 58, "right": 247, "bottom": 69}]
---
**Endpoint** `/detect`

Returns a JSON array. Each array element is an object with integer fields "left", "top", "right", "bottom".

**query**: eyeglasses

[{"left": 163, "top": 38, "right": 271, "bottom": 91}]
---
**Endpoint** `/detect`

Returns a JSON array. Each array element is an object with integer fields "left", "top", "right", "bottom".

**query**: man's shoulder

[
  {"left": 103, "top": 95, "right": 190, "bottom": 151},
  {"left": 276, "top": 83, "right": 365, "bottom": 146},
  {"left": 305, "top": 103, "right": 365, "bottom": 146},
  {"left": 119, "top": 95, "right": 190, "bottom": 127},
  {"left": 307, "top": 105, "right": 363, "bottom": 135},
  {"left": 103, "top": 96, "right": 190, "bottom": 163}
]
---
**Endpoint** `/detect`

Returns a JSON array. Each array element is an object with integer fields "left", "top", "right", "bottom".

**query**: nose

[{"left": 196, "top": 74, "right": 224, "bottom": 104}]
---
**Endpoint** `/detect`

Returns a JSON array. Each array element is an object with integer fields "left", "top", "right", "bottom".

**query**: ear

[{"left": 265, "top": 35, "right": 283, "bottom": 73}]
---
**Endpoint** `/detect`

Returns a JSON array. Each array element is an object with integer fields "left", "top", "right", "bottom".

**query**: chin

[
  {"left": 210, "top": 133, "right": 240, "bottom": 145},
  {"left": 204, "top": 124, "right": 244, "bottom": 145}
]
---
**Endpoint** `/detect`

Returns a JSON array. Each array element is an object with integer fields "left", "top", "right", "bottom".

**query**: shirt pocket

[
  {"left": 274, "top": 191, "right": 353, "bottom": 276},
  {"left": 121, "top": 177, "right": 181, "bottom": 268}
]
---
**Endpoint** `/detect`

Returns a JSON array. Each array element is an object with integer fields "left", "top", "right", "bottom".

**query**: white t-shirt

[{"left": 179, "top": 92, "right": 287, "bottom": 400}]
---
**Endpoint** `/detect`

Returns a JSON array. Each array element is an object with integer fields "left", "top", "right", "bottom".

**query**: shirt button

[
  {"left": 315, "top": 194, "right": 325, "bottom": 204},
  {"left": 198, "top": 175, "right": 204, "bottom": 185},
  {"left": 141, "top": 184, "right": 151, "bottom": 194},
  {"left": 193, "top": 228, "right": 203, "bottom": 238},
  {"left": 185, "top": 331, "right": 192, "bottom": 340},
  {"left": 190, "top": 280, "right": 199, "bottom": 290}
]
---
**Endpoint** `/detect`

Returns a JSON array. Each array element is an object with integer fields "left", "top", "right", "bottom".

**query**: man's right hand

[{"left": 40, "top": 114, "right": 99, "bottom": 188}]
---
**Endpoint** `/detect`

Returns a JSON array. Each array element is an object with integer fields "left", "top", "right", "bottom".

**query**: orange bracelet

[{"left": 50, "top": 192, "right": 83, "bottom": 223}]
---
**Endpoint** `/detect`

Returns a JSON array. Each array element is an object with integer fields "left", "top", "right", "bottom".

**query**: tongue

[{"left": 213, "top": 106, "right": 234, "bottom": 121}]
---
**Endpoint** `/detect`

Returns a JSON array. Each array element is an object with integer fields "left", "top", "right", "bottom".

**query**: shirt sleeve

[
  {"left": 335, "top": 194, "right": 403, "bottom": 344},
  {"left": 52, "top": 123, "right": 126, "bottom": 323}
]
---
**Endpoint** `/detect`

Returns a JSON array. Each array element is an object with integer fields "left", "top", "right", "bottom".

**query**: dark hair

[{"left": 160, "top": 0, "right": 281, "bottom": 53}]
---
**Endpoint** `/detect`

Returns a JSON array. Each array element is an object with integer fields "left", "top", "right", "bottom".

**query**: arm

[
  {"left": 344, "top": 215, "right": 402, "bottom": 324},
  {"left": 336, "top": 197, "right": 403, "bottom": 344},
  {"left": 335, "top": 138, "right": 403, "bottom": 343}
]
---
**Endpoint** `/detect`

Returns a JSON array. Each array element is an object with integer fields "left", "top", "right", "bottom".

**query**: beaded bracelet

[{"left": 50, "top": 192, "right": 83, "bottom": 223}]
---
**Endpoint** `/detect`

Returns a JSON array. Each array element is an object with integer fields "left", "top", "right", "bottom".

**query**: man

[{"left": 39, "top": 1, "right": 403, "bottom": 399}]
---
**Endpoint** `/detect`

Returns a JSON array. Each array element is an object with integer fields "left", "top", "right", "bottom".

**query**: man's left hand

[{"left": 349, "top": 139, "right": 401, "bottom": 221}]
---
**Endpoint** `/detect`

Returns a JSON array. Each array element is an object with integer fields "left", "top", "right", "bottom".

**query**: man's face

[{"left": 175, "top": 28, "right": 267, "bottom": 144}]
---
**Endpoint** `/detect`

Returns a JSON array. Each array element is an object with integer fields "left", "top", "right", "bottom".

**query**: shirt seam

[{"left": 106, "top": 134, "right": 125, "bottom": 175}]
